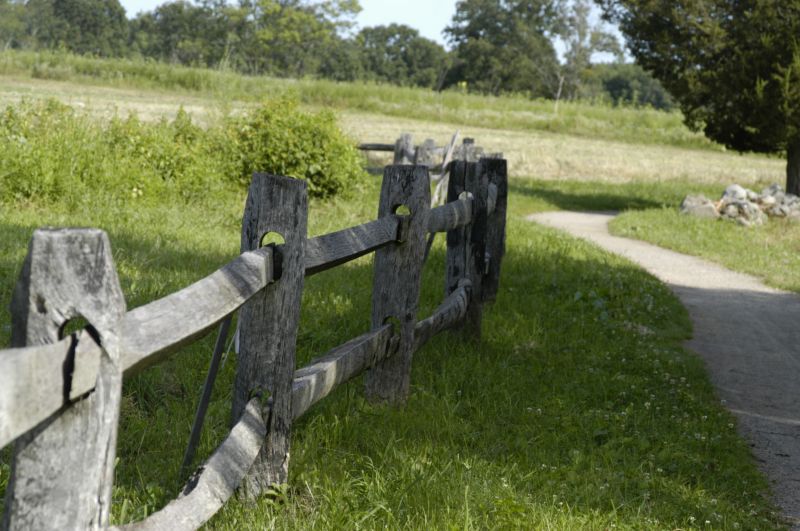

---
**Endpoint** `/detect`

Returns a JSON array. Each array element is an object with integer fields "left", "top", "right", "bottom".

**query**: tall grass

[
  {"left": 0, "top": 98, "right": 366, "bottom": 205},
  {"left": 0, "top": 177, "right": 785, "bottom": 529},
  {"left": 0, "top": 49, "right": 718, "bottom": 151}
]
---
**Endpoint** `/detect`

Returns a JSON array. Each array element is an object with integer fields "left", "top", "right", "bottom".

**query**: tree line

[{"left": 0, "top": 0, "right": 674, "bottom": 109}]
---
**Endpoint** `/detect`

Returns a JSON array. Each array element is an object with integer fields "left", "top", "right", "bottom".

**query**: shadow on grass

[
  {"left": 509, "top": 180, "right": 683, "bottom": 213},
  {"left": 0, "top": 217, "right": 785, "bottom": 529}
]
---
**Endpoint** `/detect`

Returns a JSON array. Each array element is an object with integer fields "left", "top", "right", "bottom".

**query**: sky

[{"left": 118, "top": 0, "right": 458, "bottom": 46}]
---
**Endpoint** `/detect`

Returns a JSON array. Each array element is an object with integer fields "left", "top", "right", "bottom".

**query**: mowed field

[
  {"left": 0, "top": 76, "right": 783, "bottom": 185},
  {"left": 0, "top": 67, "right": 791, "bottom": 529}
]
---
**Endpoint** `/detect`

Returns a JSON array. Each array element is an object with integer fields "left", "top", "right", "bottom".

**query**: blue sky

[{"left": 118, "top": 0, "right": 458, "bottom": 47}]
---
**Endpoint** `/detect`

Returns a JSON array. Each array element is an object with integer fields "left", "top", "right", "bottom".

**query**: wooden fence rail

[{"left": 0, "top": 158, "right": 507, "bottom": 531}]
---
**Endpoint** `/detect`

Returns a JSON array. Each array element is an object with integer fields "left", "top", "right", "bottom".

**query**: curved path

[{"left": 528, "top": 211, "right": 800, "bottom": 525}]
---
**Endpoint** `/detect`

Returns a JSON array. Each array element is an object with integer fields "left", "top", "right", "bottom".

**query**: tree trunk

[{"left": 787, "top": 137, "right": 800, "bottom": 195}]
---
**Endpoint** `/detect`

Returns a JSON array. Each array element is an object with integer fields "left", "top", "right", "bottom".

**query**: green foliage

[
  {"left": 221, "top": 99, "right": 365, "bottom": 198},
  {"left": 357, "top": 24, "right": 449, "bottom": 89},
  {"left": 557, "top": 0, "right": 622, "bottom": 101},
  {"left": 444, "top": 0, "right": 562, "bottom": 97},
  {"left": 129, "top": 0, "right": 229, "bottom": 67},
  {"left": 581, "top": 63, "right": 675, "bottom": 110},
  {"left": 0, "top": 100, "right": 233, "bottom": 204},
  {"left": 598, "top": 0, "right": 800, "bottom": 190},
  {"left": 0, "top": 98, "right": 364, "bottom": 205}
]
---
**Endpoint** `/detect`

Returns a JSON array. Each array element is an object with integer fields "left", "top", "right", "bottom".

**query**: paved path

[{"left": 528, "top": 211, "right": 800, "bottom": 525}]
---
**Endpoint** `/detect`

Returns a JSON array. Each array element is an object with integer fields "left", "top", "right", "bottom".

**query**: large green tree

[
  {"left": 557, "top": 0, "right": 620, "bottom": 101},
  {"left": 52, "top": 0, "right": 129, "bottom": 56},
  {"left": 598, "top": 1, "right": 800, "bottom": 193},
  {"left": 358, "top": 24, "right": 449, "bottom": 89},
  {"left": 0, "top": 0, "right": 25, "bottom": 50},
  {"left": 233, "top": 0, "right": 360, "bottom": 76},
  {"left": 444, "top": 0, "right": 562, "bottom": 97},
  {"left": 131, "top": 1, "right": 229, "bottom": 66}
]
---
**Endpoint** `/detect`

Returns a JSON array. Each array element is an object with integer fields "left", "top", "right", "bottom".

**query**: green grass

[
  {"left": 611, "top": 207, "right": 800, "bottom": 293},
  {"left": 0, "top": 170, "right": 785, "bottom": 528},
  {"left": 513, "top": 177, "right": 800, "bottom": 294},
  {"left": 0, "top": 49, "right": 718, "bottom": 151}
]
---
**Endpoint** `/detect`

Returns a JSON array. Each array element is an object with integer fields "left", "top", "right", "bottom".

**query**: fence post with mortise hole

[
  {"left": 233, "top": 173, "right": 307, "bottom": 495},
  {"left": 365, "top": 165, "right": 430, "bottom": 405},
  {"left": 2, "top": 229, "right": 126, "bottom": 531}
]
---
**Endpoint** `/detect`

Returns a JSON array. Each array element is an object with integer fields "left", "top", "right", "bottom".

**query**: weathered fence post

[
  {"left": 233, "top": 174, "right": 307, "bottom": 494},
  {"left": 445, "top": 161, "right": 489, "bottom": 340},
  {"left": 365, "top": 165, "right": 430, "bottom": 404},
  {"left": 414, "top": 138, "right": 438, "bottom": 167},
  {"left": 481, "top": 157, "right": 508, "bottom": 303},
  {"left": 2, "top": 229, "right": 126, "bottom": 531},
  {"left": 393, "top": 133, "right": 415, "bottom": 164}
]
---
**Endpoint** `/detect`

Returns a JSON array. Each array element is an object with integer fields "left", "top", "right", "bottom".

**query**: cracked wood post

[
  {"left": 2, "top": 229, "right": 126, "bottom": 531},
  {"left": 233, "top": 173, "right": 307, "bottom": 495},
  {"left": 445, "top": 161, "right": 489, "bottom": 340},
  {"left": 365, "top": 165, "right": 430, "bottom": 405},
  {"left": 481, "top": 157, "right": 508, "bottom": 303}
]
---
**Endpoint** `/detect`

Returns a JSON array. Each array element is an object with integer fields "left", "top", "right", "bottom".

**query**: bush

[
  {"left": 0, "top": 98, "right": 364, "bottom": 205},
  {"left": 221, "top": 99, "right": 365, "bottom": 198}
]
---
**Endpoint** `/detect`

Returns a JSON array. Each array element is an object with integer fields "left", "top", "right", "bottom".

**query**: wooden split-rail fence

[
  {"left": 0, "top": 158, "right": 508, "bottom": 530},
  {"left": 359, "top": 133, "right": 501, "bottom": 174}
]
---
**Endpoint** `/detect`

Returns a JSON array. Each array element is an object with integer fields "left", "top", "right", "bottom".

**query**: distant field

[
  {"left": 0, "top": 75, "right": 784, "bottom": 187},
  {"left": 1, "top": 49, "right": 719, "bottom": 151}
]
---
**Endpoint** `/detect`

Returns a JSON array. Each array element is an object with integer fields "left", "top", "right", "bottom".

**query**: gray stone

[
  {"left": 741, "top": 201, "right": 765, "bottom": 223},
  {"left": 759, "top": 195, "right": 777, "bottom": 207},
  {"left": 770, "top": 206, "right": 785, "bottom": 217},
  {"left": 680, "top": 195, "right": 719, "bottom": 219},
  {"left": 723, "top": 184, "right": 748, "bottom": 201},
  {"left": 761, "top": 183, "right": 784, "bottom": 197},
  {"left": 724, "top": 204, "right": 739, "bottom": 218}
]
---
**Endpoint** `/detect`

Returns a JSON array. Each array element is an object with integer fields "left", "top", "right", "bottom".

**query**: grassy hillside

[
  {"left": 0, "top": 61, "right": 790, "bottom": 528},
  {"left": 0, "top": 49, "right": 718, "bottom": 150}
]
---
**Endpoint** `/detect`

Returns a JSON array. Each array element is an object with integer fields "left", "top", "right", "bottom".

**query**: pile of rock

[{"left": 680, "top": 184, "right": 800, "bottom": 226}]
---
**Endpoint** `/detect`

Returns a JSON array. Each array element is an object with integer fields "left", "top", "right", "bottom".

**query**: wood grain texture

[
  {"left": 0, "top": 248, "right": 273, "bottom": 451},
  {"left": 428, "top": 198, "right": 474, "bottom": 233},
  {"left": 292, "top": 324, "right": 395, "bottom": 419},
  {"left": 445, "top": 161, "right": 488, "bottom": 340},
  {"left": 122, "top": 247, "right": 274, "bottom": 375},
  {"left": 481, "top": 158, "right": 508, "bottom": 303},
  {"left": 0, "top": 330, "right": 100, "bottom": 450},
  {"left": 413, "top": 283, "right": 470, "bottom": 351},
  {"left": 305, "top": 216, "right": 401, "bottom": 276},
  {"left": 452, "top": 140, "right": 484, "bottom": 163},
  {"left": 365, "top": 165, "right": 430, "bottom": 404},
  {"left": 414, "top": 138, "right": 440, "bottom": 167},
  {"left": 3, "top": 229, "right": 125, "bottom": 531},
  {"left": 113, "top": 398, "right": 266, "bottom": 531},
  {"left": 358, "top": 143, "right": 395, "bottom": 152},
  {"left": 486, "top": 183, "right": 498, "bottom": 216},
  {"left": 393, "top": 133, "right": 414, "bottom": 164},
  {"left": 234, "top": 173, "right": 307, "bottom": 494}
]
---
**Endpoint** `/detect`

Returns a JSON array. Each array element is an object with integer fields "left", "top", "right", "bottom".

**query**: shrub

[
  {"left": 221, "top": 98, "right": 365, "bottom": 198},
  {"left": 0, "top": 98, "right": 364, "bottom": 205}
]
